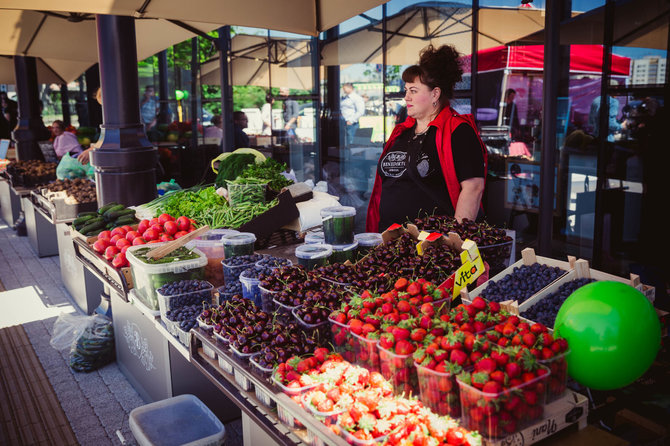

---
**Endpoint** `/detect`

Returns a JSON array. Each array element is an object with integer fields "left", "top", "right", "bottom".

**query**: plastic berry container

[
  {"left": 217, "top": 354, "right": 234, "bottom": 375},
  {"left": 301, "top": 391, "right": 347, "bottom": 426},
  {"left": 320, "top": 206, "right": 356, "bottom": 245},
  {"left": 415, "top": 362, "right": 462, "bottom": 418},
  {"left": 350, "top": 332, "right": 380, "bottom": 373},
  {"left": 291, "top": 307, "right": 330, "bottom": 346},
  {"left": 201, "top": 342, "right": 217, "bottom": 361},
  {"left": 295, "top": 243, "right": 333, "bottom": 271},
  {"left": 328, "top": 314, "right": 356, "bottom": 363},
  {"left": 187, "top": 228, "right": 239, "bottom": 287},
  {"left": 157, "top": 281, "right": 213, "bottom": 323},
  {"left": 377, "top": 345, "right": 419, "bottom": 397},
  {"left": 239, "top": 269, "right": 263, "bottom": 307},
  {"left": 354, "top": 232, "right": 383, "bottom": 261},
  {"left": 221, "top": 259, "right": 255, "bottom": 284},
  {"left": 457, "top": 366, "right": 550, "bottom": 440},
  {"left": 304, "top": 231, "right": 325, "bottom": 244},
  {"left": 329, "top": 241, "right": 359, "bottom": 265},
  {"left": 271, "top": 370, "right": 317, "bottom": 429},
  {"left": 255, "top": 256, "right": 292, "bottom": 270},
  {"left": 540, "top": 349, "right": 571, "bottom": 402},
  {"left": 337, "top": 425, "right": 388, "bottom": 446},
  {"left": 259, "top": 285, "right": 278, "bottom": 313},
  {"left": 221, "top": 232, "right": 256, "bottom": 259},
  {"left": 229, "top": 343, "right": 260, "bottom": 364}
]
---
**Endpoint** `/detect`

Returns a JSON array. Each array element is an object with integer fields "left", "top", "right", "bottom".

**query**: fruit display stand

[
  {"left": 189, "top": 327, "right": 350, "bottom": 446},
  {"left": 461, "top": 248, "right": 576, "bottom": 311},
  {"left": 72, "top": 235, "right": 134, "bottom": 299}
]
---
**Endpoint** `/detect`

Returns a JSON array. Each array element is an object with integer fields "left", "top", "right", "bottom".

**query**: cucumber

[
  {"left": 98, "top": 202, "right": 120, "bottom": 215},
  {"left": 78, "top": 211, "right": 99, "bottom": 218},
  {"left": 103, "top": 204, "right": 126, "bottom": 219},
  {"left": 114, "top": 215, "right": 137, "bottom": 226},
  {"left": 106, "top": 208, "right": 135, "bottom": 220},
  {"left": 79, "top": 220, "right": 107, "bottom": 235},
  {"left": 72, "top": 214, "right": 96, "bottom": 227}
]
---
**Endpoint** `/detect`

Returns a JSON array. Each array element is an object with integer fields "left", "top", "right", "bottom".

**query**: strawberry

[
  {"left": 449, "top": 349, "right": 468, "bottom": 366},
  {"left": 395, "top": 339, "right": 415, "bottom": 356},
  {"left": 469, "top": 351, "right": 483, "bottom": 364},
  {"left": 491, "top": 349, "right": 509, "bottom": 367},
  {"left": 505, "top": 362, "right": 522, "bottom": 379},
  {"left": 522, "top": 332, "right": 537, "bottom": 348},
  {"left": 410, "top": 328, "right": 427, "bottom": 342},
  {"left": 490, "top": 370, "right": 506, "bottom": 384},
  {"left": 332, "top": 311, "right": 347, "bottom": 324},
  {"left": 420, "top": 302, "right": 435, "bottom": 316},
  {"left": 482, "top": 380, "right": 502, "bottom": 395},
  {"left": 471, "top": 371, "right": 490, "bottom": 390},
  {"left": 349, "top": 319, "right": 364, "bottom": 335},
  {"left": 530, "top": 322, "right": 547, "bottom": 334},
  {"left": 488, "top": 301, "right": 501, "bottom": 313},
  {"left": 326, "top": 387, "right": 341, "bottom": 402},
  {"left": 391, "top": 326, "right": 411, "bottom": 341},
  {"left": 396, "top": 300, "right": 411, "bottom": 313},
  {"left": 471, "top": 296, "right": 487, "bottom": 312},
  {"left": 394, "top": 278, "right": 408, "bottom": 291},
  {"left": 475, "top": 357, "right": 498, "bottom": 374},
  {"left": 523, "top": 389, "right": 538, "bottom": 406},
  {"left": 379, "top": 333, "right": 395, "bottom": 350},
  {"left": 407, "top": 281, "right": 422, "bottom": 296}
]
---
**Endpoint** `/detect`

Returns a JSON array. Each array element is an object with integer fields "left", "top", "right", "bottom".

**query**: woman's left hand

[{"left": 77, "top": 148, "right": 93, "bottom": 165}]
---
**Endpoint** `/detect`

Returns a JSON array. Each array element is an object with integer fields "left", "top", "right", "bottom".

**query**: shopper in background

[
  {"left": 367, "top": 44, "right": 487, "bottom": 232},
  {"left": 140, "top": 85, "right": 159, "bottom": 131},
  {"left": 0, "top": 92, "right": 18, "bottom": 139},
  {"left": 341, "top": 82, "right": 365, "bottom": 146},
  {"left": 280, "top": 87, "right": 299, "bottom": 136},
  {"left": 204, "top": 114, "right": 224, "bottom": 142},
  {"left": 52, "top": 120, "right": 83, "bottom": 159},
  {"left": 502, "top": 88, "right": 521, "bottom": 140},
  {"left": 232, "top": 111, "right": 250, "bottom": 149}
]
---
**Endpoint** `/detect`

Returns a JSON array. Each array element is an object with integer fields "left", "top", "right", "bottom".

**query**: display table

[
  {"left": 0, "top": 177, "right": 22, "bottom": 227},
  {"left": 111, "top": 289, "right": 240, "bottom": 423}
]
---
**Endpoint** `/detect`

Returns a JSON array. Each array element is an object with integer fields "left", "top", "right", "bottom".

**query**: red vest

[{"left": 366, "top": 106, "right": 488, "bottom": 232}]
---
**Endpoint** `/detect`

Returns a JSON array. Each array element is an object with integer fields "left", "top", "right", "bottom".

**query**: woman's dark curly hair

[{"left": 402, "top": 44, "right": 463, "bottom": 109}]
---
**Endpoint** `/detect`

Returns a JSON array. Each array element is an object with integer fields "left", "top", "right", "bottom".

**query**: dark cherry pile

[
  {"left": 259, "top": 265, "right": 307, "bottom": 292},
  {"left": 308, "top": 263, "right": 364, "bottom": 285},
  {"left": 157, "top": 279, "right": 212, "bottom": 307},
  {"left": 412, "top": 216, "right": 514, "bottom": 275},
  {"left": 256, "top": 255, "right": 292, "bottom": 269},
  {"left": 199, "top": 296, "right": 319, "bottom": 360},
  {"left": 166, "top": 304, "right": 202, "bottom": 332},
  {"left": 412, "top": 216, "right": 512, "bottom": 247},
  {"left": 479, "top": 263, "right": 567, "bottom": 303},
  {"left": 294, "top": 305, "right": 331, "bottom": 326},
  {"left": 522, "top": 278, "right": 595, "bottom": 326}
]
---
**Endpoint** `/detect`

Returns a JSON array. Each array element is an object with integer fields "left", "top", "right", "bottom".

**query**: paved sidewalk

[{"left": 0, "top": 220, "right": 243, "bottom": 445}]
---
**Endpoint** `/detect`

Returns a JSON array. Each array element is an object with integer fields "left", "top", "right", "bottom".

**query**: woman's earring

[{"left": 432, "top": 102, "right": 437, "bottom": 107}]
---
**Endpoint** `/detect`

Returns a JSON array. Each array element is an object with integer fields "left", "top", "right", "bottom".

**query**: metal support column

[
  {"left": 91, "top": 15, "right": 157, "bottom": 207},
  {"left": 216, "top": 26, "right": 234, "bottom": 153},
  {"left": 60, "top": 83, "right": 71, "bottom": 127},
  {"left": 12, "top": 56, "right": 45, "bottom": 161},
  {"left": 157, "top": 50, "right": 171, "bottom": 125},
  {"left": 191, "top": 37, "right": 199, "bottom": 152},
  {"left": 537, "top": 0, "right": 562, "bottom": 255},
  {"left": 311, "top": 36, "right": 321, "bottom": 182},
  {"left": 85, "top": 64, "right": 103, "bottom": 130}
]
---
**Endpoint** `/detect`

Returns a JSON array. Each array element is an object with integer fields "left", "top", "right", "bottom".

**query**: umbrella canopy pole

[
  {"left": 90, "top": 14, "right": 157, "bottom": 207},
  {"left": 157, "top": 51, "right": 171, "bottom": 125},
  {"left": 12, "top": 56, "right": 46, "bottom": 161}
]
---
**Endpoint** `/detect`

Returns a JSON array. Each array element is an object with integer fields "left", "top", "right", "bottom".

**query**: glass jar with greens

[{"left": 320, "top": 206, "right": 356, "bottom": 245}]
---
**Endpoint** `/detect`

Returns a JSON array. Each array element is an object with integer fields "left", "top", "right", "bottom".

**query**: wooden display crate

[
  {"left": 461, "top": 248, "right": 576, "bottom": 311},
  {"left": 483, "top": 391, "right": 588, "bottom": 446},
  {"left": 520, "top": 259, "right": 656, "bottom": 315}
]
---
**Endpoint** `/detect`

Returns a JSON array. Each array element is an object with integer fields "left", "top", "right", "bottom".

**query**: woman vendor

[{"left": 366, "top": 44, "right": 487, "bottom": 232}]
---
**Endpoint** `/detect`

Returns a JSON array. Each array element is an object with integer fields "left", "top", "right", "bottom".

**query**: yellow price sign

[{"left": 452, "top": 239, "right": 485, "bottom": 299}]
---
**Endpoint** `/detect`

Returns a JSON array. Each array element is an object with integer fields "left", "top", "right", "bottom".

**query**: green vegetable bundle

[
  {"left": 238, "top": 158, "right": 293, "bottom": 191},
  {"left": 214, "top": 153, "right": 257, "bottom": 188}
]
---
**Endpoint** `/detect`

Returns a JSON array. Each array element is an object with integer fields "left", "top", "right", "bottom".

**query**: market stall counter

[
  {"left": 111, "top": 288, "right": 240, "bottom": 424},
  {"left": 21, "top": 192, "right": 58, "bottom": 257}
]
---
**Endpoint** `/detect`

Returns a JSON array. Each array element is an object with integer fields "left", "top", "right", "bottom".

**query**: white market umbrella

[
  {"left": 0, "top": 0, "right": 390, "bottom": 37},
  {"left": 0, "top": 55, "right": 91, "bottom": 84},
  {"left": 199, "top": 34, "right": 315, "bottom": 89},
  {"left": 508, "top": 0, "right": 668, "bottom": 50},
  {"left": 302, "top": 2, "right": 558, "bottom": 66},
  {"left": 0, "top": 9, "right": 221, "bottom": 80}
]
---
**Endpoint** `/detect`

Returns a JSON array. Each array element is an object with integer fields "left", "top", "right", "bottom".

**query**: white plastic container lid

[
  {"left": 189, "top": 229, "right": 239, "bottom": 246},
  {"left": 126, "top": 243, "right": 207, "bottom": 274},
  {"left": 320, "top": 205, "right": 356, "bottom": 219},
  {"left": 331, "top": 240, "right": 359, "bottom": 252},
  {"left": 221, "top": 232, "right": 256, "bottom": 245},
  {"left": 295, "top": 243, "right": 333, "bottom": 259},
  {"left": 304, "top": 231, "right": 325, "bottom": 244},
  {"left": 239, "top": 269, "right": 261, "bottom": 285},
  {"left": 354, "top": 232, "right": 384, "bottom": 247},
  {"left": 129, "top": 394, "right": 225, "bottom": 446}
]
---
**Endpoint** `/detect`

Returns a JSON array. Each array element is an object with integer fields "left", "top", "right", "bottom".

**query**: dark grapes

[
  {"left": 480, "top": 263, "right": 568, "bottom": 304},
  {"left": 522, "top": 278, "right": 595, "bottom": 327}
]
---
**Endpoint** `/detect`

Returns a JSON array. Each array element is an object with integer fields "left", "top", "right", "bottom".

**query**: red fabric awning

[{"left": 468, "top": 45, "right": 631, "bottom": 75}]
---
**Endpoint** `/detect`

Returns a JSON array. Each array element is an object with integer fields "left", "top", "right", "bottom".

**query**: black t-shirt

[{"left": 377, "top": 122, "right": 485, "bottom": 231}]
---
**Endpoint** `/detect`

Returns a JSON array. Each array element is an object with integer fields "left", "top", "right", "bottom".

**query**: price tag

[
  {"left": 416, "top": 231, "right": 443, "bottom": 255},
  {"left": 451, "top": 239, "right": 485, "bottom": 299}
]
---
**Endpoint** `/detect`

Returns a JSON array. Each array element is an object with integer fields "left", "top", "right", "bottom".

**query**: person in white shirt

[
  {"left": 340, "top": 82, "right": 365, "bottom": 146},
  {"left": 52, "top": 120, "right": 83, "bottom": 159},
  {"left": 261, "top": 94, "right": 275, "bottom": 136}
]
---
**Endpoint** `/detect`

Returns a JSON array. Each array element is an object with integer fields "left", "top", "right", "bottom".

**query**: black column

[
  {"left": 12, "top": 56, "right": 45, "bottom": 161},
  {"left": 85, "top": 64, "right": 103, "bottom": 130},
  {"left": 190, "top": 37, "right": 199, "bottom": 151},
  {"left": 91, "top": 15, "right": 157, "bottom": 207},
  {"left": 60, "top": 83, "right": 71, "bottom": 127},
  {"left": 157, "top": 51, "right": 171, "bottom": 124},
  {"left": 537, "top": 0, "right": 562, "bottom": 256},
  {"left": 216, "top": 26, "right": 234, "bottom": 152}
]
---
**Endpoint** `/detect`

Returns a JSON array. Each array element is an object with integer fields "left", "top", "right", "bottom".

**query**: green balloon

[{"left": 554, "top": 281, "right": 661, "bottom": 390}]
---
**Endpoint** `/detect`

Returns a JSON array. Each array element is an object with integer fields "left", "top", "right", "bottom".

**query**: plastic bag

[
  {"left": 50, "top": 312, "right": 115, "bottom": 372},
  {"left": 56, "top": 153, "right": 88, "bottom": 180}
]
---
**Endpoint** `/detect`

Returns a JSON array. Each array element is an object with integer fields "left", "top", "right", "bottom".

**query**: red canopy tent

[{"left": 471, "top": 44, "right": 631, "bottom": 75}]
